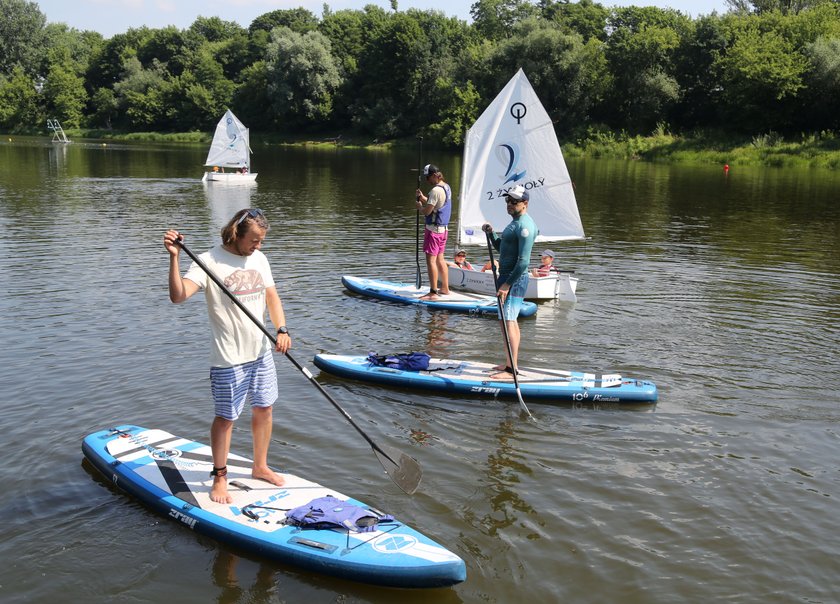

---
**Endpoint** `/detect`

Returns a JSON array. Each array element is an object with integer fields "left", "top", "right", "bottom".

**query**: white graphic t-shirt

[{"left": 184, "top": 245, "right": 275, "bottom": 368}]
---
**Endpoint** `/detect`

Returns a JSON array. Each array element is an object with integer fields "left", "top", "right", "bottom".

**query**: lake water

[{"left": 1, "top": 138, "right": 838, "bottom": 603}]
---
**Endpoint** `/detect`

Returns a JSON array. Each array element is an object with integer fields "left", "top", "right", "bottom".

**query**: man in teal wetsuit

[{"left": 482, "top": 184, "right": 538, "bottom": 379}]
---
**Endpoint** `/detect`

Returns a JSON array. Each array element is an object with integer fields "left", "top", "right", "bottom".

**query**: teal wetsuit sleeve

[{"left": 505, "top": 218, "right": 537, "bottom": 285}]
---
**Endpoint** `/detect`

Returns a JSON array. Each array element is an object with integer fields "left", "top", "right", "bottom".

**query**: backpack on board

[{"left": 366, "top": 352, "right": 431, "bottom": 371}]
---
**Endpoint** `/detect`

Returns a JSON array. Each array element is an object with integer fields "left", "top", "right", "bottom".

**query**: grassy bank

[
  {"left": 563, "top": 127, "right": 840, "bottom": 169},
  {"left": 54, "top": 127, "right": 840, "bottom": 169}
]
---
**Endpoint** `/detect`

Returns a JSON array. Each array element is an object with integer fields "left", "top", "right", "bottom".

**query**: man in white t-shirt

[{"left": 164, "top": 209, "right": 291, "bottom": 504}]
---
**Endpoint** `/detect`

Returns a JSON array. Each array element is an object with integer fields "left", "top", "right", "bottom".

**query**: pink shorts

[{"left": 423, "top": 229, "right": 448, "bottom": 256}]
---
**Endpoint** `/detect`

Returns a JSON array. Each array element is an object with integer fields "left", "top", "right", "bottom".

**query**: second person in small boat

[
  {"left": 448, "top": 249, "right": 474, "bottom": 270},
  {"left": 531, "top": 249, "right": 557, "bottom": 277}
]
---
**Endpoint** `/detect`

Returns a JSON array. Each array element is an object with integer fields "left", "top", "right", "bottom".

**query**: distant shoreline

[{"left": 10, "top": 128, "right": 840, "bottom": 170}]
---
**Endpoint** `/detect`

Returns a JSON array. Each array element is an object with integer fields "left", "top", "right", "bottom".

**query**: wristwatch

[{"left": 276, "top": 326, "right": 289, "bottom": 335}]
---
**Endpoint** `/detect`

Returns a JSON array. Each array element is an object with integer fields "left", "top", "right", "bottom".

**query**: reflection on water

[
  {"left": 0, "top": 140, "right": 839, "bottom": 603},
  {"left": 203, "top": 180, "right": 257, "bottom": 236},
  {"left": 212, "top": 550, "right": 277, "bottom": 604}
]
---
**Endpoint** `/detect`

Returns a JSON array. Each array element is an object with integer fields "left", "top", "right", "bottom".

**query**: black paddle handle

[
  {"left": 485, "top": 230, "right": 500, "bottom": 291},
  {"left": 415, "top": 136, "right": 423, "bottom": 289}
]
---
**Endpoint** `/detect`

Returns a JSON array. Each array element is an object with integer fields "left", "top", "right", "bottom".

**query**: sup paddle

[
  {"left": 484, "top": 231, "right": 535, "bottom": 419},
  {"left": 415, "top": 136, "right": 423, "bottom": 289},
  {"left": 175, "top": 238, "right": 423, "bottom": 495}
]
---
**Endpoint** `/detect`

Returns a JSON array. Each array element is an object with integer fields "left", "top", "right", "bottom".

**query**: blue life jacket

[
  {"left": 285, "top": 495, "right": 394, "bottom": 532},
  {"left": 425, "top": 182, "right": 452, "bottom": 227}
]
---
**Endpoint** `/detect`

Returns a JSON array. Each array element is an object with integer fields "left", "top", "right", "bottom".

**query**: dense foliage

[{"left": 2, "top": 0, "right": 840, "bottom": 146}]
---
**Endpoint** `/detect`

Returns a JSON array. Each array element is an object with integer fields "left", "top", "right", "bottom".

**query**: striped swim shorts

[{"left": 210, "top": 351, "right": 278, "bottom": 421}]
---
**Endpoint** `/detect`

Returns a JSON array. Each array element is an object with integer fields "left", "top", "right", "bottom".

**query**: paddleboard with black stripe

[
  {"left": 314, "top": 354, "right": 658, "bottom": 405},
  {"left": 82, "top": 425, "right": 465, "bottom": 588}
]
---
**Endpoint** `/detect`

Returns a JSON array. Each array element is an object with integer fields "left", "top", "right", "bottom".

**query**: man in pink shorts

[{"left": 414, "top": 163, "right": 452, "bottom": 300}]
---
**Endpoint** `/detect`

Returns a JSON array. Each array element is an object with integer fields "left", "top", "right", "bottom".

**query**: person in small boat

[
  {"left": 415, "top": 163, "right": 451, "bottom": 300},
  {"left": 163, "top": 208, "right": 291, "bottom": 504},
  {"left": 482, "top": 185, "right": 538, "bottom": 379},
  {"left": 531, "top": 249, "right": 557, "bottom": 277},
  {"left": 481, "top": 259, "right": 499, "bottom": 272},
  {"left": 448, "top": 249, "right": 474, "bottom": 270}
]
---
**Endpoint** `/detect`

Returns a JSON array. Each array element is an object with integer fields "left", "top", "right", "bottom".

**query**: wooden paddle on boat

[
  {"left": 176, "top": 238, "right": 423, "bottom": 495},
  {"left": 485, "top": 232, "right": 535, "bottom": 419}
]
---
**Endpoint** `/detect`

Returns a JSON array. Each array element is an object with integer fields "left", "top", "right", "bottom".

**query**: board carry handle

[
  {"left": 175, "top": 238, "right": 422, "bottom": 495},
  {"left": 485, "top": 231, "right": 535, "bottom": 420}
]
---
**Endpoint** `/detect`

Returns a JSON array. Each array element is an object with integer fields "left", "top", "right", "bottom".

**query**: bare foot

[
  {"left": 490, "top": 370, "right": 514, "bottom": 380},
  {"left": 489, "top": 366, "right": 519, "bottom": 380},
  {"left": 253, "top": 466, "right": 285, "bottom": 486},
  {"left": 210, "top": 476, "right": 233, "bottom": 504},
  {"left": 419, "top": 293, "right": 439, "bottom": 301},
  {"left": 438, "top": 290, "right": 451, "bottom": 295}
]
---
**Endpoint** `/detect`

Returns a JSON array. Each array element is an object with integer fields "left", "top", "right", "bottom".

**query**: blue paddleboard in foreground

[
  {"left": 82, "top": 425, "right": 466, "bottom": 588},
  {"left": 314, "top": 354, "right": 658, "bottom": 405},
  {"left": 342, "top": 275, "right": 538, "bottom": 317}
]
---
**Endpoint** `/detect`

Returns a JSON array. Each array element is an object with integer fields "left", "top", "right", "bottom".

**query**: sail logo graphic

[
  {"left": 510, "top": 102, "right": 527, "bottom": 124},
  {"left": 372, "top": 534, "right": 418, "bottom": 554},
  {"left": 496, "top": 142, "right": 527, "bottom": 185},
  {"left": 225, "top": 116, "right": 239, "bottom": 148}
]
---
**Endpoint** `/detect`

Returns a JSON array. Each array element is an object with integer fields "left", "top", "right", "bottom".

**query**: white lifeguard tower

[{"left": 47, "top": 119, "right": 71, "bottom": 143}]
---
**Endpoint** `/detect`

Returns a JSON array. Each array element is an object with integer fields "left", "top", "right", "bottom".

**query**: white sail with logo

[
  {"left": 202, "top": 109, "right": 257, "bottom": 183},
  {"left": 457, "top": 68, "right": 583, "bottom": 245},
  {"left": 450, "top": 69, "right": 583, "bottom": 301}
]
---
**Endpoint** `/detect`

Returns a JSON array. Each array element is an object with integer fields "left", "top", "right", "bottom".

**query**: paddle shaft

[
  {"left": 415, "top": 136, "right": 423, "bottom": 289},
  {"left": 175, "top": 239, "right": 422, "bottom": 493},
  {"left": 485, "top": 232, "right": 534, "bottom": 418}
]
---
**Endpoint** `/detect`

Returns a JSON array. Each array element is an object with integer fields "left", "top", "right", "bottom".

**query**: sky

[{"left": 34, "top": 0, "right": 731, "bottom": 38}]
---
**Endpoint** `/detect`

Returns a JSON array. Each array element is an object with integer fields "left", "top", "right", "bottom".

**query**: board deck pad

[
  {"left": 314, "top": 354, "right": 658, "bottom": 405},
  {"left": 341, "top": 275, "right": 538, "bottom": 317},
  {"left": 83, "top": 426, "right": 465, "bottom": 588}
]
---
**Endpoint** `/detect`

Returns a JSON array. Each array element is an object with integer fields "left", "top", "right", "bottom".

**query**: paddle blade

[
  {"left": 374, "top": 444, "right": 422, "bottom": 495},
  {"left": 514, "top": 388, "right": 535, "bottom": 420}
]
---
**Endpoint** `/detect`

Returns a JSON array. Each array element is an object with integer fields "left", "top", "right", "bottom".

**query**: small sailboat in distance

[{"left": 202, "top": 109, "right": 257, "bottom": 184}]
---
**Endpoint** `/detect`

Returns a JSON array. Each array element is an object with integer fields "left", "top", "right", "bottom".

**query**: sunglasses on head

[{"left": 236, "top": 208, "right": 264, "bottom": 226}]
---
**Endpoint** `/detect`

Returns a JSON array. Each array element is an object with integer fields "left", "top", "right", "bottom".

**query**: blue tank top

[{"left": 425, "top": 182, "right": 452, "bottom": 227}]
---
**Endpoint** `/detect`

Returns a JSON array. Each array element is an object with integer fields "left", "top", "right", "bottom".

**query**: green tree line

[{"left": 2, "top": 0, "right": 840, "bottom": 146}]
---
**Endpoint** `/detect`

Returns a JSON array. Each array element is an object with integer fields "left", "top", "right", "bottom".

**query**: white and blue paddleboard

[
  {"left": 314, "top": 354, "right": 658, "bottom": 405},
  {"left": 82, "top": 425, "right": 466, "bottom": 588},
  {"left": 342, "top": 275, "right": 538, "bottom": 317}
]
